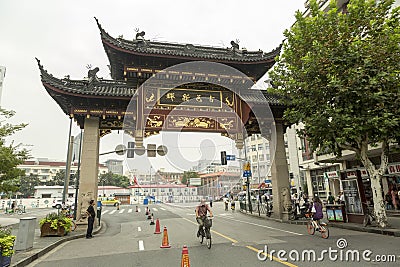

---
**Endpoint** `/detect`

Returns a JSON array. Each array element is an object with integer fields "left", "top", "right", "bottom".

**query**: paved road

[{"left": 24, "top": 202, "right": 400, "bottom": 267}]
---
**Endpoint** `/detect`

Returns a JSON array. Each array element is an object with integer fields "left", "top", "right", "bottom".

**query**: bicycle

[
  {"left": 197, "top": 216, "right": 212, "bottom": 249},
  {"left": 362, "top": 202, "right": 376, "bottom": 227},
  {"left": 306, "top": 213, "right": 329, "bottom": 239}
]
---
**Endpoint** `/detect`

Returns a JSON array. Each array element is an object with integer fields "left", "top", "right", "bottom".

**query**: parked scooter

[{"left": 265, "top": 200, "right": 273, "bottom": 217}]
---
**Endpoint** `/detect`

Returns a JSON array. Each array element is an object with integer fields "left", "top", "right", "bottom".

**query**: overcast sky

[{"left": 0, "top": 0, "right": 305, "bottom": 173}]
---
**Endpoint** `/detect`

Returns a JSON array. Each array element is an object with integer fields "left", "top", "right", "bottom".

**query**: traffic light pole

[{"left": 243, "top": 137, "right": 252, "bottom": 214}]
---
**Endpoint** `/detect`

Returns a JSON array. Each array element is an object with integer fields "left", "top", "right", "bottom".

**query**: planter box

[
  {"left": 40, "top": 222, "right": 66, "bottom": 237},
  {"left": 0, "top": 252, "right": 12, "bottom": 267}
]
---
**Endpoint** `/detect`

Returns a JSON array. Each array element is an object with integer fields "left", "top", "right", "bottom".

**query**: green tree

[
  {"left": 182, "top": 171, "right": 199, "bottom": 185},
  {"left": 0, "top": 109, "right": 29, "bottom": 194},
  {"left": 269, "top": 0, "right": 400, "bottom": 227},
  {"left": 48, "top": 170, "right": 66, "bottom": 186},
  {"left": 98, "top": 172, "right": 130, "bottom": 188},
  {"left": 19, "top": 174, "right": 40, "bottom": 197}
]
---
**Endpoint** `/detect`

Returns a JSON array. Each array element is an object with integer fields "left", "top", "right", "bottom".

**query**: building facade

[{"left": 104, "top": 159, "right": 123, "bottom": 175}]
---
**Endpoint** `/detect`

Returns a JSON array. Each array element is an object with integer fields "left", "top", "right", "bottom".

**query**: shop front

[{"left": 340, "top": 169, "right": 369, "bottom": 224}]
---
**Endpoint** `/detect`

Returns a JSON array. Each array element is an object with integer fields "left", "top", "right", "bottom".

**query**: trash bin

[
  {"left": 15, "top": 217, "right": 36, "bottom": 251},
  {"left": 143, "top": 198, "right": 148, "bottom": 205}
]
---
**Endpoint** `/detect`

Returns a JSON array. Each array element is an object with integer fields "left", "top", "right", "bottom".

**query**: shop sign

[
  {"left": 359, "top": 168, "right": 369, "bottom": 178},
  {"left": 346, "top": 170, "right": 357, "bottom": 179},
  {"left": 324, "top": 171, "right": 339, "bottom": 179},
  {"left": 387, "top": 163, "right": 400, "bottom": 174}
]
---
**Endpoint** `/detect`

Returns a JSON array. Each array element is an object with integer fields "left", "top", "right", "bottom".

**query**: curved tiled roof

[
  {"left": 95, "top": 17, "right": 281, "bottom": 63},
  {"left": 36, "top": 58, "right": 135, "bottom": 97}
]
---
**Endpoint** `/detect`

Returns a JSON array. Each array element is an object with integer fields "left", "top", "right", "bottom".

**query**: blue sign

[
  {"left": 243, "top": 170, "right": 252, "bottom": 177},
  {"left": 226, "top": 155, "right": 236, "bottom": 161},
  {"left": 264, "top": 179, "right": 272, "bottom": 184}
]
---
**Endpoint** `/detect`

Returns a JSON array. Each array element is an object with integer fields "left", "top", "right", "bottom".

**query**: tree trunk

[{"left": 359, "top": 142, "right": 388, "bottom": 228}]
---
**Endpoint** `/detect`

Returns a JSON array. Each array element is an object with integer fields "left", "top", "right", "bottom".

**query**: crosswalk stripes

[
  {"left": 119, "top": 209, "right": 125, "bottom": 214},
  {"left": 102, "top": 210, "right": 109, "bottom": 215},
  {"left": 152, "top": 208, "right": 158, "bottom": 211},
  {"left": 101, "top": 206, "right": 168, "bottom": 216},
  {"left": 109, "top": 210, "right": 117, "bottom": 215},
  {"left": 128, "top": 209, "right": 133, "bottom": 213},
  {"left": 160, "top": 208, "right": 166, "bottom": 211}
]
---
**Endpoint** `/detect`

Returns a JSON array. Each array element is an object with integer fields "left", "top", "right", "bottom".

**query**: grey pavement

[
  {"left": 0, "top": 215, "right": 101, "bottom": 267},
  {"left": 1, "top": 203, "right": 399, "bottom": 267}
]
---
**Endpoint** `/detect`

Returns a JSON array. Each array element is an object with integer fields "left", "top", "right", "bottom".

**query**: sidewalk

[
  {"left": 0, "top": 217, "right": 102, "bottom": 267},
  {"left": 239, "top": 205, "right": 400, "bottom": 237}
]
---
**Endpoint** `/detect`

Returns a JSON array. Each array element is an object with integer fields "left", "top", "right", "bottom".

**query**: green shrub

[
  {"left": 0, "top": 226, "right": 16, "bottom": 257},
  {"left": 39, "top": 212, "right": 72, "bottom": 233}
]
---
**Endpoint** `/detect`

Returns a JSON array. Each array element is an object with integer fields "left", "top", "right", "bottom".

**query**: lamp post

[{"left": 256, "top": 148, "right": 261, "bottom": 216}]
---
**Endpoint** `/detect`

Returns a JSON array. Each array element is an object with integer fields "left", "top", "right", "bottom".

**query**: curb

[
  {"left": 11, "top": 222, "right": 103, "bottom": 267},
  {"left": 239, "top": 210, "right": 400, "bottom": 237}
]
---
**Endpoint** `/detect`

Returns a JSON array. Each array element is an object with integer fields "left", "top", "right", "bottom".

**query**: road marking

[
  {"left": 182, "top": 217, "right": 298, "bottom": 267},
  {"left": 152, "top": 208, "right": 158, "bottom": 211},
  {"left": 109, "top": 210, "right": 116, "bottom": 214},
  {"left": 226, "top": 218, "right": 302, "bottom": 236},
  {"left": 102, "top": 210, "right": 109, "bottom": 215},
  {"left": 128, "top": 209, "right": 133, "bottom": 213},
  {"left": 119, "top": 209, "right": 125, "bottom": 214},
  {"left": 160, "top": 208, "right": 166, "bottom": 211},
  {"left": 138, "top": 208, "right": 141, "bottom": 212},
  {"left": 138, "top": 227, "right": 141, "bottom": 232},
  {"left": 138, "top": 240, "right": 144, "bottom": 251},
  {"left": 246, "top": 245, "right": 298, "bottom": 267}
]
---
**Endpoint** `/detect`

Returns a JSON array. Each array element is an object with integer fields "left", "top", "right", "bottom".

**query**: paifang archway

[{"left": 36, "top": 18, "right": 292, "bottom": 221}]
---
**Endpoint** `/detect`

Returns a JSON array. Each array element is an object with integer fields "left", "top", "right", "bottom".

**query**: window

[
  {"left": 259, "top": 154, "right": 264, "bottom": 161},
  {"left": 251, "top": 145, "right": 256, "bottom": 152},
  {"left": 258, "top": 144, "right": 263, "bottom": 150}
]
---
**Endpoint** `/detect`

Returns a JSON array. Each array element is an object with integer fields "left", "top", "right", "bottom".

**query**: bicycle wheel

[
  {"left": 363, "top": 215, "right": 370, "bottom": 227},
  {"left": 16, "top": 209, "right": 23, "bottom": 215},
  {"left": 320, "top": 226, "right": 329, "bottom": 239},
  {"left": 198, "top": 230, "right": 204, "bottom": 244},
  {"left": 206, "top": 236, "right": 212, "bottom": 249},
  {"left": 307, "top": 221, "right": 315, "bottom": 235}
]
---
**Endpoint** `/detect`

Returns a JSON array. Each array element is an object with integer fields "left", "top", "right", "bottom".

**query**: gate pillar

[
  {"left": 271, "top": 120, "right": 292, "bottom": 220},
  {"left": 77, "top": 117, "right": 100, "bottom": 222}
]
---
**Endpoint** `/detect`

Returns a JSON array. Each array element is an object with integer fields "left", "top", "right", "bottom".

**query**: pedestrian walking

[{"left": 86, "top": 199, "right": 96, "bottom": 239}]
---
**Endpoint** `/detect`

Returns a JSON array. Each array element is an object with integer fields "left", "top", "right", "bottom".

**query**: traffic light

[
  {"left": 127, "top": 142, "right": 135, "bottom": 158},
  {"left": 221, "top": 151, "right": 227, "bottom": 165}
]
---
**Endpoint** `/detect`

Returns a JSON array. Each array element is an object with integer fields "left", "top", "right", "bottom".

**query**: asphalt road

[{"left": 26, "top": 202, "right": 400, "bottom": 267}]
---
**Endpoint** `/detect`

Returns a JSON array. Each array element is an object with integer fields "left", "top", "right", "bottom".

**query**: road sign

[
  {"left": 115, "top": 144, "right": 126, "bottom": 155},
  {"left": 243, "top": 162, "right": 251, "bottom": 171},
  {"left": 226, "top": 155, "right": 236, "bottom": 161},
  {"left": 243, "top": 170, "right": 252, "bottom": 177}
]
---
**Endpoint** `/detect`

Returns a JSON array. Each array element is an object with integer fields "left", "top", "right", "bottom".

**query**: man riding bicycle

[{"left": 196, "top": 199, "right": 213, "bottom": 237}]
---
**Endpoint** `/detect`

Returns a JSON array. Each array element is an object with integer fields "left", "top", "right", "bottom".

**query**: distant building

[
  {"left": 72, "top": 133, "right": 83, "bottom": 162},
  {"left": 34, "top": 185, "right": 75, "bottom": 199},
  {"left": 104, "top": 159, "right": 123, "bottom": 175},
  {"left": 18, "top": 158, "right": 108, "bottom": 183},
  {"left": 0, "top": 66, "right": 5, "bottom": 105}
]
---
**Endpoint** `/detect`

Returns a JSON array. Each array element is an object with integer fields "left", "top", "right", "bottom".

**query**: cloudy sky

[{"left": 0, "top": 0, "right": 305, "bottom": 173}]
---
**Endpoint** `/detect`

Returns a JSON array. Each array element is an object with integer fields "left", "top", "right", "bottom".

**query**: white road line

[
  {"left": 119, "top": 209, "right": 125, "bottom": 214},
  {"left": 138, "top": 227, "right": 142, "bottom": 232},
  {"left": 128, "top": 209, "right": 133, "bottom": 213},
  {"left": 102, "top": 210, "right": 109, "bottom": 215},
  {"left": 152, "top": 208, "right": 158, "bottom": 211},
  {"left": 226, "top": 218, "right": 303, "bottom": 236},
  {"left": 160, "top": 208, "right": 166, "bottom": 211},
  {"left": 138, "top": 208, "right": 141, "bottom": 212},
  {"left": 138, "top": 240, "right": 144, "bottom": 251},
  {"left": 109, "top": 210, "right": 117, "bottom": 214}
]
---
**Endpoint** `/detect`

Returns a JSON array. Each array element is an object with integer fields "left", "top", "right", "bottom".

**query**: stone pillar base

[{"left": 281, "top": 211, "right": 291, "bottom": 221}]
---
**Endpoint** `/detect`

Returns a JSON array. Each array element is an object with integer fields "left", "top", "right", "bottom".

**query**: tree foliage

[
  {"left": 19, "top": 174, "right": 41, "bottom": 197},
  {"left": 269, "top": 0, "right": 400, "bottom": 227},
  {"left": 182, "top": 171, "right": 199, "bottom": 185},
  {"left": 0, "top": 109, "right": 29, "bottom": 193},
  {"left": 98, "top": 171, "right": 130, "bottom": 188}
]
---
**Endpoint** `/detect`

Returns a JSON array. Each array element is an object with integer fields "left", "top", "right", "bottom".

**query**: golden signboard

[{"left": 158, "top": 88, "right": 223, "bottom": 108}]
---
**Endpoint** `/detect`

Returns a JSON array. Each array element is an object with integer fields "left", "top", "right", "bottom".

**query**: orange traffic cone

[
  {"left": 181, "top": 245, "right": 190, "bottom": 267},
  {"left": 154, "top": 218, "right": 161, "bottom": 234},
  {"left": 160, "top": 226, "right": 171, "bottom": 248},
  {"left": 150, "top": 213, "right": 155, "bottom": 225}
]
